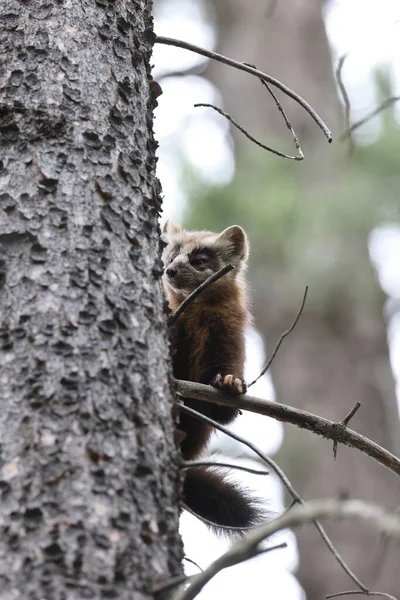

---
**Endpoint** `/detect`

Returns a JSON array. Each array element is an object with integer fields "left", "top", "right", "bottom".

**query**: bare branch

[
  {"left": 182, "top": 461, "right": 269, "bottom": 476},
  {"left": 326, "top": 591, "right": 397, "bottom": 600},
  {"left": 248, "top": 286, "right": 308, "bottom": 387},
  {"left": 178, "top": 404, "right": 370, "bottom": 592},
  {"left": 173, "top": 500, "right": 400, "bottom": 600},
  {"left": 195, "top": 103, "right": 303, "bottom": 160},
  {"left": 183, "top": 556, "right": 203, "bottom": 572},
  {"left": 155, "top": 36, "right": 332, "bottom": 143},
  {"left": 335, "top": 54, "right": 354, "bottom": 155},
  {"left": 152, "top": 574, "right": 194, "bottom": 594},
  {"left": 255, "top": 541, "right": 287, "bottom": 556},
  {"left": 168, "top": 264, "right": 235, "bottom": 327},
  {"left": 341, "top": 96, "right": 400, "bottom": 140},
  {"left": 244, "top": 61, "right": 304, "bottom": 159},
  {"left": 333, "top": 401, "right": 362, "bottom": 460},
  {"left": 175, "top": 380, "right": 400, "bottom": 477}
]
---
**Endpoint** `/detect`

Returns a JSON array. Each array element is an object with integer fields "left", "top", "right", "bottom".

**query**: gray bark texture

[{"left": 0, "top": 2, "right": 183, "bottom": 599}]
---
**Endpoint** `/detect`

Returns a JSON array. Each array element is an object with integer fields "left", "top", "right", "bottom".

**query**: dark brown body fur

[
  {"left": 169, "top": 282, "right": 247, "bottom": 459},
  {"left": 162, "top": 221, "right": 261, "bottom": 533}
]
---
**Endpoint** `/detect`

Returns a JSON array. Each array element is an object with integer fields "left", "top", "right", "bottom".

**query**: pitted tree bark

[{"left": 0, "top": 1, "right": 183, "bottom": 598}]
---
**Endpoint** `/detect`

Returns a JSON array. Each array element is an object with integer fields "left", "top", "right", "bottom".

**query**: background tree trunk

[
  {"left": 0, "top": 2, "right": 182, "bottom": 598},
  {"left": 206, "top": 0, "right": 341, "bottom": 162},
  {"left": 203, "top": 0, "right": 400, "bottom": 596}
]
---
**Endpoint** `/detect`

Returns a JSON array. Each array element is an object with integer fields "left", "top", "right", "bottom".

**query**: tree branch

[
  {"left": 175, "top": 380, "right": 400, "bottom": 477},
  {"left": 340, "top": 96, "right": 400, "bottom": 140},
  {"left": 173, "top": 499, "right": 400, "bottom": 600},
  {"left": 326, "top": 591, "right": 397, "bottom": 600},
  {"left": 168, "top": 264, "right": 235, "bottom": 326},
  {"left": 195, "top": 103, "right": 303, "bottom": 161},
  {"left": 178, "top": 403, "right": 370, "bottom": 593},
  {"left": 336, "top": 53, "right": 354, "bottom": 155},
  {"left": 155, "top": 36, "right": 332, "bottom": 143},
  {"left": 248, "top": 286, "right": 308, "bottom": 387},
  {"left": 182, "top": 461, "right": 269, "bottom": 476}
]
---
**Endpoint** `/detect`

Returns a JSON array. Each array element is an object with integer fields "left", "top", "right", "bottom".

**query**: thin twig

[
  {"left": 175, "top": 380, "right": 400, "bottom": 477},
  {"left": 152, "top": 574, "right": 194, "bottom": 594},
  {"left": 172, "top": 499, "right": 400, "bottom": 600},
  {"left": 168, "top": 264, "right": 235, "bottom": 326},
  {"left": 195, "top": 103, "right": 303, "bottom": 161},
  {"left": 336, "top": 54, "right": 354, "bottom": 155},
  {"left": 183, "top": 556, "right": 203, "bottom": 572},
  {"left": 255, "top": 541, "right": 287, "bottom": 556},
  {"left": 326, "top": 591, "right": 397, "bottom": 600},
  {"left": 182, "top": 461, "right": 269, "bottom": 476},
  {"left": 248, "top": 286, "right": 308, "bottom": 387},
  {"left": 333, "top": 402, "right": 362, "bottom": 460},
  {"left": 368, "top": 535, "right": 391, "bottom": 587},
  {"left": 341, "top": 96, "right": 400, "bottom": 140},
  {"left": 178, "top": 404, "right": 370, "bottom": 592},
  {"left": 243, "top": 61, "right": 304, "bottom": 159},
  {"left": 155, "top": 36, "right": 332, "bottom": 142}
]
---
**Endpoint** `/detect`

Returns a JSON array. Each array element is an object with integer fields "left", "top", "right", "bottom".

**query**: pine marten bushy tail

[{"left": 183, "top": 467, "right": 262, "bottom": 535}]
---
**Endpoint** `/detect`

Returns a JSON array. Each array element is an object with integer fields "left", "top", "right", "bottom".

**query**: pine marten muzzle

[{"left": 162, "top": 221, "right": 263, "bottom": 534}]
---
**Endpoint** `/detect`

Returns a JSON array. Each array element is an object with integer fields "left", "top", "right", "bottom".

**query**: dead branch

[
  {"left": 336, "top": 54, "right": 354, "bottom": 155},
  {"left": 155, "top": 36, "right": 332, "bottom": 142},
  {"left": 182, "top": 461, "right": 269, "bottom": 476},
  {"left": 326, "top": 591, "right": 397, "bottom": 600},
  {"left": 175, "top": 380, "right": 400, "bottom": 477},
  {"left": 333, "top": 401, "right": 362, "bottom": 459},
  {"left": 243, "top": 61, "right": 304, "bottom": 159},
  {"left": 168, "top": 264, "right": 235, "bottom": 326},
  {"left": 173, "top": 499, "right": 400, "bottom": 600},
  {"left": 179, "top": 403, "right": 370, "bottom": 593},
  {"left": 176, "top": 379, "right": 400, "bottom": 475},
  {"left": 195, "top": 103, "right": 303, "bottom": 161},
  {"left": 248, "top": 286, "right": 308, "bottom": 387},
  {"left": 341, "top": 96, "right": 400, "bottom": 140}
]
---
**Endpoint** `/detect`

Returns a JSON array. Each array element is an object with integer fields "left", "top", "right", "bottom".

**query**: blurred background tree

[{"left": 154, "top": 0, "right": 400, "bottom": 597}]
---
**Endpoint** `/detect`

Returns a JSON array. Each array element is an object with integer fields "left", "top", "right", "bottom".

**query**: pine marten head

[{"left": 161, "top": 221, "right": 249, "bottom": 302}]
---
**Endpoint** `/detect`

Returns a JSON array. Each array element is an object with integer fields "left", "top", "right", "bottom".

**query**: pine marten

[{"left": 162, "top": 220, "right": 261, "bottom": 534}]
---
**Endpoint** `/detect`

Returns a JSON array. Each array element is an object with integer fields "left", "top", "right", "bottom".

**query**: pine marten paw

[{"left": 212, "top": 374, "right": 247, "bottom": 395}]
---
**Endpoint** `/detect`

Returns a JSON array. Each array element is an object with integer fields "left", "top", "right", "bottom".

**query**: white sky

[{"left": 154, "top": 1, "right": 400, "bottom": 598}]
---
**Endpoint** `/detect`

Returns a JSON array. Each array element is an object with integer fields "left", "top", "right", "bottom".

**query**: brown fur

[
  {"left": 162, "top": 221, "right": 250, "bottom": 459},
  {"left": 162, "top": 222, "right": 264, "bottom": 535}
]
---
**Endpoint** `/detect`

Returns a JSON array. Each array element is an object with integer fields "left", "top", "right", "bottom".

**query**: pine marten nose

[{"left": 166, "top": 267, "right": 177, "bottom": 278}]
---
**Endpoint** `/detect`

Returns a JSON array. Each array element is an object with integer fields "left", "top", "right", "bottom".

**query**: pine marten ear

[
  {"left": 162, "top": 220, "right": 183, "bottom": 236},
  {"left": 217, "top": 225, "right": 249, "bottom": 262}
]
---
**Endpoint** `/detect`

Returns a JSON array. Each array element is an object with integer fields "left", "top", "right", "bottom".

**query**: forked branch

[
  {"left": 155, "top": 36, "right": 332, "bottom": 142},
  {"left": 175, "top": 380, "right": 400, "bottom": 477},
  {"left": 173, "top": 499, "right": 400, "bottom": 600}
]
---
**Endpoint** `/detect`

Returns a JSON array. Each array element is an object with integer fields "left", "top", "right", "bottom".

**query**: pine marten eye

[{"left": 190, "top": 256, "right": 207, "bottom": 268}]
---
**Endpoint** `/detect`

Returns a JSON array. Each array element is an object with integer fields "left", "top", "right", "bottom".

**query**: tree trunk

[{"left": 0, "top": 2, "right": 182, "bottom": 598}]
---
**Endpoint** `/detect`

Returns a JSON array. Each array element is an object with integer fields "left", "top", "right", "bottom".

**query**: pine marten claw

[{"left": 212, "top": 374, "right": 247, "bottom": 395}]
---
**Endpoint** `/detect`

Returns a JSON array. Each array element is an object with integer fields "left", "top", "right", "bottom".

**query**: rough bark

[{"left": 0, "top": 2, "right": 182, "bottom": 599}]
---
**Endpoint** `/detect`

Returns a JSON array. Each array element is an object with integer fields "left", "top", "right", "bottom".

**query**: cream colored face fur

[{"left": 161, "top": 221, "right": 248, "bottom": 297}]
